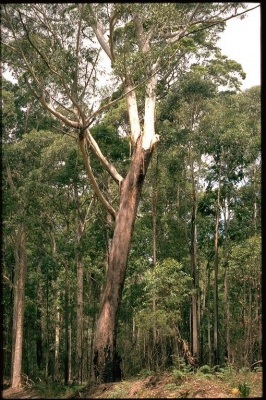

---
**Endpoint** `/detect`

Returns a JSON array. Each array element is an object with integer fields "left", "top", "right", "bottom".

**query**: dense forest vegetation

[{"left": 2, "top": 3, "right": 261, "bottom": 390}]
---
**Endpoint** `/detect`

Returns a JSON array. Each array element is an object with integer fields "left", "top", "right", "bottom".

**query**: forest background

[{"left": 1, "top": 2, "right": 261, "bottom": 392}]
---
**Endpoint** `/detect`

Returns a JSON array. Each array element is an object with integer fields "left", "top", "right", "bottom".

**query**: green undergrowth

[
  {"left": 29, "top": 364, "right": 262, "bottom": 398},
  {"left": 33, "top": 381, "right": 86, "bottom": 398}
]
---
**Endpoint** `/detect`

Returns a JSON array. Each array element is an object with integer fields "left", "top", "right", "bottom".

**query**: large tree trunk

[{"left": 93, "top": 138, "right": 153, "bottom": 383}]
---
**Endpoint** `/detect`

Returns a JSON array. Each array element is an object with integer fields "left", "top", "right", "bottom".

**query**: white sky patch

[{"left": 217, "top": 4, "right": 261, "bottom": 90}]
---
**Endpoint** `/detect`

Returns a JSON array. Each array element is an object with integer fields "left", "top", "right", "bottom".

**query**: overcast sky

[{"left": 217, "top": 4, "right": 260, "bottom": 90}]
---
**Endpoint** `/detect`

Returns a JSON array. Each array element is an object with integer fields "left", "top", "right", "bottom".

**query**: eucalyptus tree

[
  {"left": 155, "top": 56, "right": 246, "bottom": 365},
  {"left": 228, "top": 235, "right": 261, "bottom": 366},
  {"left": 2, "top": 76, "right": 62, "bottom": 387},
  {"left": 197, "top": 86, "right": 261, "bottom": 365},
  {"left": 2, "top": 2, "right": 257, "bottom": 383}
]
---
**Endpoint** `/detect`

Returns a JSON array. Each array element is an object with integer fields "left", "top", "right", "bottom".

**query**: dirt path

[{"left": 2, "top": 387, "right": 42, "bottom": 399}]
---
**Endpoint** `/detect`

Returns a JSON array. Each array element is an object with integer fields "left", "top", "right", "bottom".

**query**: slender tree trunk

[
  {"left": 73, "top": 183, "right": 93, "bottom": 383},
  {"left": 54, "top": 290, "right": 61, "bottom": 382},
  {"left": 206, "top": 261, "right": 212, "bottom": 366},
  {"left": 11, "top": 226, "right": 27, "bottom": 388},
  {"left": 45, "top": 272, "right": 49, "bottom": 381},
  {"left": 199, "top": 261, "right": 208, "bottom": 365},
  {"left": 93, "top": 138, "right": 153, "bottom": 383},
  {"left": 152, "top": 154, "right": 159, "bottom": 370},
  {"left": 64, "top": 213, "right": 70, "bottom": 385},
  {"left": 76, "top": 252, "right": 83, "bottom": 383},
  {"left": 223, "top": 197, "right": 230, "bottom": 364},
  {"left": 36, "top": 263, "right": 43, "bottom": 371},
  {"left": 188, "top": 143, "right": 198, "bottom": 364},
  {"left": 68, "top": 322, "right": 72, "bottom": 382},
  {"left": 105, "top": 176, "right": 114, "bottom": 273},
  {"left": 64, "top": 256, "right": 69, "bottom": 385},
  {"left": 224, "top": 266, "right": 230, "bottom": 363},
  {"left": 252, "top": 163, "right": 258, "bottom": 235},
  {"left": 213, "top": 167, "right": 221, "bottom": 366}
]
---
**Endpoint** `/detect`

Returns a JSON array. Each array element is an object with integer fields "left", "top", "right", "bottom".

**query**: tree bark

[
  {"left": 93, "top": 138, "right": 153, "bottom": 383},
  {"left": 189, "top": 143, "right": 199, "bottom": 363},
  {"left": 152, "top": 154, "right": 159, "bottom": 370},
  {"left": 74, "top": 182, "right": 93, "bottom": 383},
  {"left": 222, "top": 196, "right": 230, "bottom": 364},
  {"left": 64, "top": 257, "right": 70, "bottom": 385},
  {"left": 213, "top": 167, "right": 221, "bottom": 366},
  {"left": 11, "top": 226, "right": 27, "bottom": 388},
  {"left": 76, "top": 252, "right": 84, "bottom": 383},
  {"left": 36, "top": 263, "right": 43, "bottom": 370},
  {"left": 64, "top": 214, "right": 70, "bottom": 385},
  {"left": 54, "top": 290, "right": 61, "bottom": 382}
]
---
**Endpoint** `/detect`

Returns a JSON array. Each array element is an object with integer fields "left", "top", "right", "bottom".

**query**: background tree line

[{"left": 2, "top": 76, "right": 261, "bottom": 384}]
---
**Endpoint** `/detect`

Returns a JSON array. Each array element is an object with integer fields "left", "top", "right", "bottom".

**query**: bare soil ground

[
  {"left": 78, "top": 371, "right": 263, "bottom": 399},
  {"left": 2, "top": 371, "right": 263, "bottom": 399},
  {"left": 2, "top": 387, "right": 41, "bottom": 399}
]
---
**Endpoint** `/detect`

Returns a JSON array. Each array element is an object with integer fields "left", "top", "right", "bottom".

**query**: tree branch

[
  {"left": 78, "top": 135, "right": 117, "bottom": 219},
  {"left": 72, "top": 3, "right": 84, "bottom": 97},
  {"left": 167, "top": 5, "right": 260, "bottom": 44},
  {"left": 109, "top": 9, "right": 119, "bottom": 61},
  {"left": 85, "top": 128, "right": 124, "bottom": 185},
  {"left": 87, "top": 3, "right": 114, "bottom": 61}
]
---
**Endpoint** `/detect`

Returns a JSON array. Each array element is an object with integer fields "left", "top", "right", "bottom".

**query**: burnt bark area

[
  {"left": 93, "top": 139, "right": 153, "bottom": 383},
  {"left": 94, "top": 349, "right": 122, "bottom": 383}
]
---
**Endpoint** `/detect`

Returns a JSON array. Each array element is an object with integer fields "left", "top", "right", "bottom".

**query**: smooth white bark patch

[
  {"left": 142, "top": 73, "right": 157, "bottom": 150},
  {"left": 125, "top": 85, "right": 141, "bottom": 144}
]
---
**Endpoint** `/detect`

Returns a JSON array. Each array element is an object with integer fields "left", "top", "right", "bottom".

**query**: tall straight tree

[{"left": 2, "top": 2, "right": 257, "bottom": 383}]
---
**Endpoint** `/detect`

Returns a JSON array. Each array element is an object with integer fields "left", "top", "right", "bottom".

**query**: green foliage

[
  {"left": 107, "top": 382, "right": 131, "bottom": 399},
  {"left": 164, "top": 382, "right": 179, "bottom": 390},
  {"left": 198, "top": 365, "right": 211, "bottom": 374},
  {"left": 172, "top": 369, "right": 187, "bottom": 380},
  {"left": 213, "top": 364, "right": 237, "bottom": 380},
  {"left": 34, "top": 381, "right": 86, "bottom": 399},
  {"left": 138, "top": 369, "right": 155, "bottom": 378},
  {"left": 171, "top": 355, "right": 194, "bottom": 381},
  {"left": 172, "top": 366, "right": 194, "bottom": 381},
  {"left": 2, "top": 0, "right": 261, "bottom": 385},
  {"left": 134, "top": 258, "right": 192, "bottom": 338},
  {"left": 238, "top": 382, "right": 251, "bottom": 398}
]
